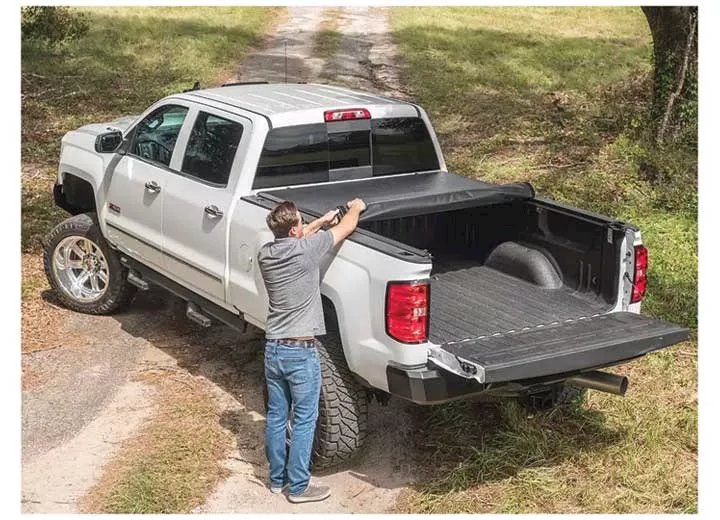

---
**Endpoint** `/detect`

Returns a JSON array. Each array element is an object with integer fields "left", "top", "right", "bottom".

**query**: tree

[{"left": 641, "top": 6, "right": 697, "bottom": 145}]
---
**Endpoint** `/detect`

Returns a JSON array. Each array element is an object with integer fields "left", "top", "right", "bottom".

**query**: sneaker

[
  {"left": 269, "top": 483, "right": 288, "bottom": 494},
  {"left": 287, "top": 483, "right": 331, "bottom": 504}
]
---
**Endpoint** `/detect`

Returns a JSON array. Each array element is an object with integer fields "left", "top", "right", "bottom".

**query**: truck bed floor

[{"left": 429, "top": 263, "right": 613, "bottom": 345}]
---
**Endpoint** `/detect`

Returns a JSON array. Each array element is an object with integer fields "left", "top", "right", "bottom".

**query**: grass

[
  {"left": 21, "top": 6, "right": 280, "bottom": 253},
  {"left": 313, "top": 8, "right": 345, "bottom": 59},
  {"left": 389, "top": 6, "right": 697, "bottom": 513},
  {"left": 20, "top": 253, "right": 73, "bottom": 354},
  {"left": 82, "top": 371, "right": 234, "bottom": 513}
]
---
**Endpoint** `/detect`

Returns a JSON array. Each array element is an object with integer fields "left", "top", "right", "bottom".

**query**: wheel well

[
  {"left": 322, "top": 295, "right": 340, "bottom": 332},
  {"left": 321, "top": 295, "right": 373, "bottom": 389},
  {"left": 57, "top": 173, "right": 96, "bottom": 215}
]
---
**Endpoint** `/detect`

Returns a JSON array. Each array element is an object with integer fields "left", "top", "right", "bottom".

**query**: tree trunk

[{"left": 641, "top": 6, "right": 698, "bottom": 144}]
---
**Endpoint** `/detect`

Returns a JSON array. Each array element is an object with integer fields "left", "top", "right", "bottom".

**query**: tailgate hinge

[
  {"left": 428, "top": 346, "right": 486, "bottom": 383},
  {"left": 621, "top": 228, "right": 636, "bottom": 309}
]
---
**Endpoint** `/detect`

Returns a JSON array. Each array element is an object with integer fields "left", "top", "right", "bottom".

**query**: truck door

[
  {"left": 104, "top": 103, "right": 191, "bottom": 271},
  {"left": 160, "top": 106, "right": 251, "bottom": 304}
]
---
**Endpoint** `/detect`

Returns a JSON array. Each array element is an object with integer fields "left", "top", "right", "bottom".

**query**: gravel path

[
  {"left": 22, "top": 311, "right": 149, "bottom": 462},
  {"left": 22, "top": 380, "right": 156, "bottom": 513},
  {"left": 319, "top": 6, "right": 410, "bottom": 98}
]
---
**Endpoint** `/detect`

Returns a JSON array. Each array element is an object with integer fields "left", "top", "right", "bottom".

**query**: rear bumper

[
  {"left": 385, "top": 362, "right": 597, "bottom": 404},
  {"left": 386, "top": 359, "right": 643, "bottom": 405},
  {"left": 386, "top": 363, "right": 487, "bottom": 404}
]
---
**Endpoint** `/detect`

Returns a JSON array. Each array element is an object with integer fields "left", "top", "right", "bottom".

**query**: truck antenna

[{"left": 284, "top": 39, "right": 288, "bottom": 83}]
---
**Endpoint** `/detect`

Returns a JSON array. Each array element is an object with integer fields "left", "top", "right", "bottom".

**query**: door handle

[
  {"left": 144, "top": 180, "right": 161, "bottom": 193},
  {"left": 204, "top": 205, "right": 223, "bottom": 219}
]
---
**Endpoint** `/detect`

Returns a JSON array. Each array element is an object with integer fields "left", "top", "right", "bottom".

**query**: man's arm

[
  {"left": 303, "top": 209, "right": 340, "bottom": 237},
  {"left": 328, "top": 198, "right": 366, "bottom": 246}
]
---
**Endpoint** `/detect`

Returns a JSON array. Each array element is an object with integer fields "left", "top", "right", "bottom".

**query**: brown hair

[{"left": 266, "top": 201, "right": 300, "bottom": 238}]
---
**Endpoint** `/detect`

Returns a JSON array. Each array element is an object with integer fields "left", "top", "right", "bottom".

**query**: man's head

[{"left": 267, "top": 201, "right": 303, "bottom": 239}]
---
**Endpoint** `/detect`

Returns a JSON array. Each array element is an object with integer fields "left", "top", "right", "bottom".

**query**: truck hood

[{"left": 73, "top": 115, "right": 138, "bottom": 137}]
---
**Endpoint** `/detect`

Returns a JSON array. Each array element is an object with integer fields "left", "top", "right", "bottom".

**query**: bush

[{"left": 21, "top": 7, "right": 89, "bottom": 46}]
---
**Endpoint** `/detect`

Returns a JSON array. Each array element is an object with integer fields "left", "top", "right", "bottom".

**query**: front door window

[{"left": 131, "top": 105, "right": 189, "bottom": 167}]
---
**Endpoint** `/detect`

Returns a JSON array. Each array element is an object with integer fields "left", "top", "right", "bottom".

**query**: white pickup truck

[{"left": 44, "top": 82, "right": 688, "bottom": 468}]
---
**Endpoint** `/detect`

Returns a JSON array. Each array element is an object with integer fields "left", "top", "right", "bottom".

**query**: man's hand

[
  {"left": 303, "top": 209, "right": 341, "bottom": 236},
  {"left": 346, "top": 198, "right": 367, "bottom": 213},
  {"left": 322, "top": 209, "right": 341, "bottom": 226},
  {"left": 329, "top": 198, "right": 366, "bottom": 246}
]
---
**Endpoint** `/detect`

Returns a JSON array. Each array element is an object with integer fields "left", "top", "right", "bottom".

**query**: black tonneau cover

[{"left": 255, "top": 171, "right": 534, "bottom": 221}]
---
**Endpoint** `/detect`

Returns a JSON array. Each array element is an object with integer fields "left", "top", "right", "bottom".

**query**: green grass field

[{"left": 389, "top": 6, "right": 697, "bottom": 514}]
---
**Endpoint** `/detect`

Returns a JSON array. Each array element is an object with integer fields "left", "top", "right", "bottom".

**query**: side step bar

[
  {"left": 127, "top": 269, "right": 150, "bottom": 291},
  {"left": 119, "top": 256, "right": 247, "bottom": 332},
  {"left": 186, "top": 302, "right": 212, "bottom": 328}
]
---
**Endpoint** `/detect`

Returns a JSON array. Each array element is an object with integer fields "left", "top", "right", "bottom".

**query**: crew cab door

[
  {"left": 104, "top": 103, "right": 191, "bottom": 271},
  {"left": 160, "top": 106, "right": 251, "bottom": 303}
]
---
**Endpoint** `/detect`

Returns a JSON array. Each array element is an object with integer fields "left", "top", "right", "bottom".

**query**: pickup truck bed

[
  {"left": 257, "top": 170, "right": 688, "bottom": 384},
  {"left": 429, "top": 262, "right": 612, "bottom": 344}
]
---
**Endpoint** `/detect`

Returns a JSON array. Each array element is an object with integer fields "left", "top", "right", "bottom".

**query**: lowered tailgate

[{"left": 429, "top": 312, "right": 688, "bottom": 384}]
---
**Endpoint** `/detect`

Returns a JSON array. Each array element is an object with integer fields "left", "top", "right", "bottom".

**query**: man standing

[{"left": 257, "top": 198, "right": 366, "bottom": 504}]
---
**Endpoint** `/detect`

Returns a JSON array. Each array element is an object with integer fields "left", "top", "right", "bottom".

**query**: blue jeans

[{"left": 264, "top": 340, "right": 321, "bottom": 496}]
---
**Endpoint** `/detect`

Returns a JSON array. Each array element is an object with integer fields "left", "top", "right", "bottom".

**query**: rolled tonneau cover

[{"left": 255, "top": 171, "right": 535, "bottom": 221}]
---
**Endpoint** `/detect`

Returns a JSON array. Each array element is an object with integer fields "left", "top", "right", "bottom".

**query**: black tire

[
  {"left": 519, "top": 382, "right": 587, "bottom": 412},
  {"left": 43, "top": 213, "right": 136, "bottom": 315},
  {"left": 260, "top": 332, "right": 369, "bottom": 470},
  {"left": 313, "top": 332, "right": 368, "bottom": 469}
]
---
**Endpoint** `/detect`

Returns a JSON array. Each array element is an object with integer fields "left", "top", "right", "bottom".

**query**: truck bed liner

[
  {"left": 429, "top": 263, "right": 613, "bottom": 345},
  {"left": 438, "top": 312, "right": 688, "bottom": 383}
]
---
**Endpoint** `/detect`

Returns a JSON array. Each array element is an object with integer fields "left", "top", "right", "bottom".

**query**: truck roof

[{"left": 183, "top": 83, "right": 417, "bottom": 127}]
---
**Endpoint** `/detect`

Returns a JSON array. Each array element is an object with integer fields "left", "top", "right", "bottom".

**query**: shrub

[{"left": 21, "top": 6, "right": 89, "bottom": 46}]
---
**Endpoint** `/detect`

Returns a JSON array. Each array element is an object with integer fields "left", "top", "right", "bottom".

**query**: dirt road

[{"left": 22, "top": 6, "right": 422, "bottom": 514}]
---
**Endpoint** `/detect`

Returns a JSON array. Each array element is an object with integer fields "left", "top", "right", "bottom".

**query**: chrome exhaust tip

[{"left": 566, "top": 371, "right": 629, "bottom": 396}]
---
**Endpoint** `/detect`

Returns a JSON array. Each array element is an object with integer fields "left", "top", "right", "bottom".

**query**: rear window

[
  {"left": 328, "top": 129, "right": 371, "bottom": 170},
  {"left": 252, "top": 117, "right": 439, "bottom": 189},
  {"left": 371, "top": 118, "right": 440, "bottom": 176}
]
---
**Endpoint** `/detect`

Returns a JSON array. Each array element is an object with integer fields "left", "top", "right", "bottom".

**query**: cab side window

[
  {"left": 253, "top": 124, "right": 329, "bottom": 189},
  {"left": 181, "top": 111, "right": 244, "bottom": 187},
  {"left": 131, "top": 105, "right": 189, "bottom": 167}
]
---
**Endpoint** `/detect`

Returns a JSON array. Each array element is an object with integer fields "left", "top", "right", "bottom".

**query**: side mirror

[{"left": 95, "top": 130, "right": 124, "bottom": 153}]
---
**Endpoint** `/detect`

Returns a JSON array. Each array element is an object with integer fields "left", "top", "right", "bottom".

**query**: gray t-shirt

[{"left": 257, "top": 231, "right": 334, "bottom": 339}]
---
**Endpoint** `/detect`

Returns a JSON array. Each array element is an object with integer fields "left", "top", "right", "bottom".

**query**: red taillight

[
  {"left": 386, "top": 281, "right": 429, "bottom": 344},
  {"left": 324, "top": 108, "right": 371, "bottom": 122},
  {"left": 631, "top": 245, "right": 648, "bottom": 303}
]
